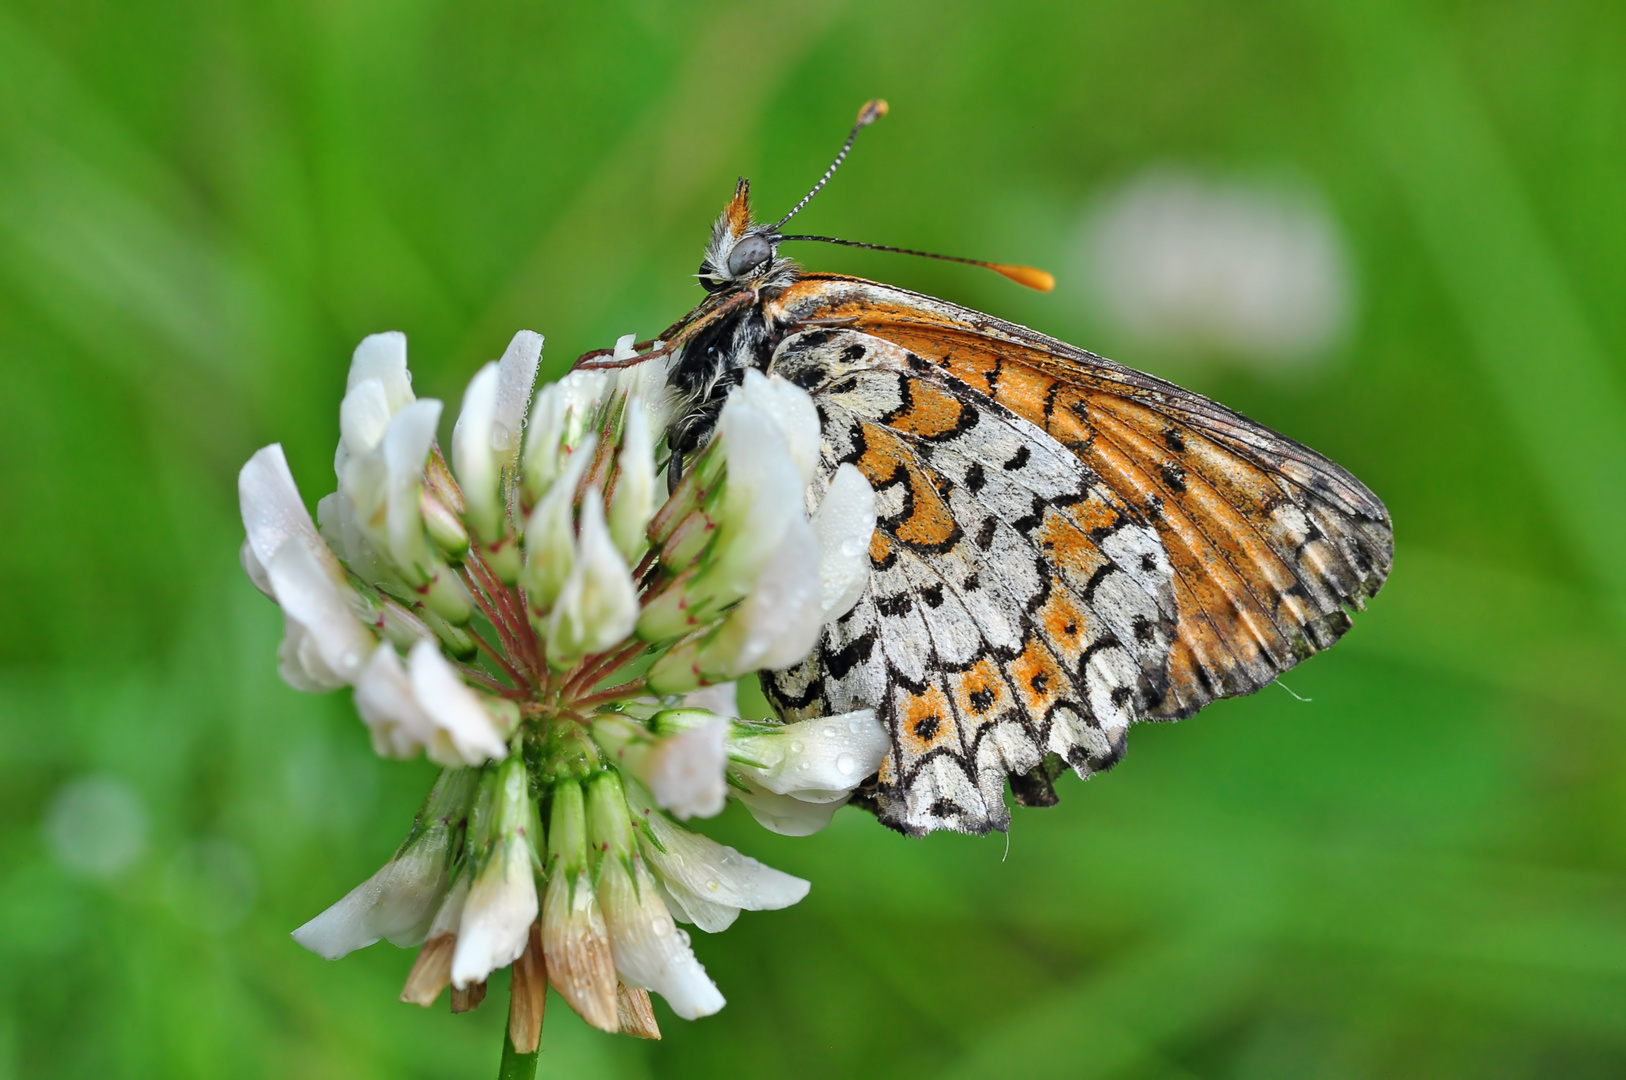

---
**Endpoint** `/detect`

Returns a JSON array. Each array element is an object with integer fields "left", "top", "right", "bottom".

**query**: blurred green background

[{"left": 4, "top": 0, "right": 1626, "bottom": 1076}]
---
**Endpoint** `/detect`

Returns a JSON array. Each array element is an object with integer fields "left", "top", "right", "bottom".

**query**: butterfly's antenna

[
  {"left": 774, "top": 234, "right": 1056, "bottom": 292},
  {"left": 772, "top": 99, "right": 889, "bottom": 231}
]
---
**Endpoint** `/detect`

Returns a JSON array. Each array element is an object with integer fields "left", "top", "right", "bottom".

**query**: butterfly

[{"left": 578, "top": 100, "right": 1392, "bottom": 837}]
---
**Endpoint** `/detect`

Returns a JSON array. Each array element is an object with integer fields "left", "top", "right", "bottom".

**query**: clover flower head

[{"left": 242, "top": 330, "right": 881, "bottom": 1052}]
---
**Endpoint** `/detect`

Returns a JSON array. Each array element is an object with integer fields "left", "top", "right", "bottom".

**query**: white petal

[
  {"left": 266, "top": 539, "right": 374, "bottom": 690},
  {"left": 600, "top": 856, "right": 725, "bottom": 1019},
  {"left": 452, "top": 362, "right": 502, "bottom": 541},
  {"left": 354, "top": 643, "right": 433, "bottom": 758},
  {"left": 290, "top": 837, "right": 449, "bottom": 959},
  {"left": 652, "top": 876, "right": 739, "bottom": 934},
  {"left": 407, "top": 640, "right": 510, "bottom": 767},
  {"left": 240, "top": 539, "right": 272, "bottom": 598},
  {"left": 613, "top": 349, "right": 675, "bottom": 431},
  {"left": 519, "top": 433, "right": 597, "bottom": 612},
  {"left": 382, "top": 399, "right": 443, "bottom": 579},
  {"left": 338, "top": 377, "right": 393, "bottom": 462},
  {"left": 698, "top": 517, "right": 823, "bottom": 677},
  {"left": 639, "top": 808, "right": 809, "bottom": 912},
  {"left": 546, "top": 488, "right": 638, "bottom": 662},
  {"left": 734, "top": 780, "right": 846, "bottom": 836},
  {"left": 736, "top": 369, "right": 820, "bottom": 485},
  {"left": 450, "top": 843, "right": 538, "bottom": 988},
  {"left": 731, "top": 710, "right": 888, "bottom": 798},
  {"left": 347, "top": 331, "right": 415, "bottom": 413},
  {"left": 646, "top": 717, "right": 728, "bottom": 820},
  {"left": 493, "top": 330, "right": 543, "bottom": 457},
  {"left": 812, "top": 463, "right": 877, "bottom": 621},
  {"left": 608, "top": 399, "right": 657, "bottom": 560},
  {"left": 706, "top": 395, "right": 802, "bottom": 597},
  {"left": 239, "top": 445, "right": 338, "bottom": 583},
  {"left": 427, "top": 871, "right": 471, "bottom": 938},
  {"left": 523, "top": 369, "right": 611, "bottom": 497}
]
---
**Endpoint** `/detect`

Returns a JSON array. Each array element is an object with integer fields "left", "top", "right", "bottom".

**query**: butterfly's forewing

[{"left": 760, "top": 276, "right": 1392, "bottom": 834}]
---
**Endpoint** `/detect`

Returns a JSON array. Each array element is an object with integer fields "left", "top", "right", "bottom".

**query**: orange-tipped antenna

[
  {"left": 774, "top": 234, "right": 1055, "bottom": 292},
  {"left": 772, "top": 99, "right": 889, "bottom": 230}
]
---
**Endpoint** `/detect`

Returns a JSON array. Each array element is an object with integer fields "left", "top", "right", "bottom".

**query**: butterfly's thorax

[{"left": 664, "top": 272, "right": 800, "bottom": 457}]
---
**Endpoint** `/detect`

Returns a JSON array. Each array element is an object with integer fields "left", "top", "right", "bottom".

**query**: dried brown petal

[
  {"left": 400, "top": 934, "right": 455, "bottom": 1007},
  {"left": 450, "top": 978, "right": 487, "bottom": 1013},
  {"left": 616, "top": 982, "right": 661, "bottom": 1040},
  {"left": 507, "top": 922, "right": 547, "bottom": 1054},
  {"left": 542, "top": 871, "right": 618, "bottom": 1032}
]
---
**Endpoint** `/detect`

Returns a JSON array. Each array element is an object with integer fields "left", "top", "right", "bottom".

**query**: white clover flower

[{"left": 244, "top": 329, "right": 880, "bottom": 1054}]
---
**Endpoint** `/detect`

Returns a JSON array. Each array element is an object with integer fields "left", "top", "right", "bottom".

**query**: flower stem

[
  {"left": 497, "top": 1019, "right": 538, "bottom": 1080},
  {"left": 571, "top": 678, "right": 647, "bottom": 710}
]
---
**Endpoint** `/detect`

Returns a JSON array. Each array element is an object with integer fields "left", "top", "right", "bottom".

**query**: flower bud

[
  {"left": 382, "top": 399, "right": 444, "bottom": 583},
  {"left": 545, "top": 488, "right": 638, "bottom": 668},
  {"left": 585, "top": 769, "right": 636, "bottom": 863},
  {"left": 452, "top": 756, "right": 540, "bottom": 989},
  {"left": 679, "top": 393, "right": 807, "bottom": 618},
  {"left": 338, "top": 376, "right": 393, "bottom": 467},
  {"left": 453, "top": 362, "right": 504, "bottom": 544},
  {"left": 419, "top": 566, "right": 475, "bottom": 625},
  {"left": 729, "top": 710, "right": 887, "bottom": 802},
  {"left": 419, "top": 487, "right": 470, "bottom": 559},
  {"left": 591, "top": 712, "right": 728, "bottom": 821},
  {"left": 519, "top": 434, "right": 597, "bottom": 614},
  {"left": 643, "top": 633, "right": 704, "bottom": 696},
  {"left": 523, "top": 369, "right": 610, "bottom": 503},
  {"left": 608, "top": 398, "right": 658, "bottom": 561}
]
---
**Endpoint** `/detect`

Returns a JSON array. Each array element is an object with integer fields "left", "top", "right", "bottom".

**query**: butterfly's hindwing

[{"left": 766, "top": 329, "right": 1178, "bottom": 835}]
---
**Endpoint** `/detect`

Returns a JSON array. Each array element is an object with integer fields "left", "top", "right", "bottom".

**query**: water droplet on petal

[{"left": 836, "top": 753, "right": 857, "bottom": 776}]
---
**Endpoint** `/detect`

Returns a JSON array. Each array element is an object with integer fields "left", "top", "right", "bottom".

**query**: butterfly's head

[{"left": 698, "top": 177, "right": 786, "bottom": 293}]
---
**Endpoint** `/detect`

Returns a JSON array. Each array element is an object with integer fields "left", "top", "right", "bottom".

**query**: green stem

[{"left": 497, "top": 1018, "right": 538, "bottom": 1080}]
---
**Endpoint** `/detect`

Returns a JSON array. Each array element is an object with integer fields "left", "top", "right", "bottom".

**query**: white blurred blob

[
  {"left": 43, "top": 774, "right": 148, "bottom": 880},
  {"left": 1079, "top": 168, "right": 1354, "bottom": 367}
]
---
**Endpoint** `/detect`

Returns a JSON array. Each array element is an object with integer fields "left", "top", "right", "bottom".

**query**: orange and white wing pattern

[
  {"left": 761, "top": 276, "right": 1392, "bottom": 835},
  {"left": 766, "top": 329, "right": 1179, "bottom": 835}
]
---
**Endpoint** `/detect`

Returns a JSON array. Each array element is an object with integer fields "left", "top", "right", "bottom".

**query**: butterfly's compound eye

[{"left": 726, "top": 234, "right": 772, "bottom": 277}]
